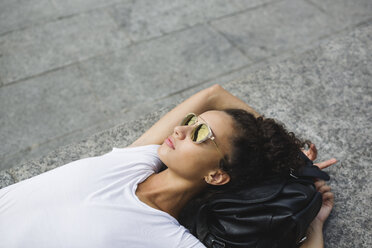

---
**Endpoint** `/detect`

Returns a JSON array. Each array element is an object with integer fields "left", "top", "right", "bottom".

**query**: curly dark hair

[
  {"left": 179, "top": 108, "right": 311, "bottom": 226},
  {"left": 219, "top": 108, "right": 311, "bottom": 190}
]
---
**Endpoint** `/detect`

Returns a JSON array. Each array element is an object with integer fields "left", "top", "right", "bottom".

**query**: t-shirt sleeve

[
  {"left": 111, "top": 144, "right": 164, "bottom": 172},
  {"left": 144, "top": 144, "right": 165, "bottom": 173}
]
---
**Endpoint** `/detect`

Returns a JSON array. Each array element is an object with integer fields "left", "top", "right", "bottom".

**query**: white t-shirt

[{"left": 0, "top": 144, "right": 205, "bottom": 248}]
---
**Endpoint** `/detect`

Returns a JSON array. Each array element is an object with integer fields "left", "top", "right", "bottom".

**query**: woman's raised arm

[
  {"left": 129, "top": 84, "right": 260, "bottom": 147},
  {"left": 128, "top": 85, "right": 215, "bottom": 147},
  {"left": 208, "top": 84, "right": 261, "bottom": 118}
]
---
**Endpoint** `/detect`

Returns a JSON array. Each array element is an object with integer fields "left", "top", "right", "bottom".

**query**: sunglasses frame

[{"left": 180, "top": 113, "right": 229, "bottom": 168}]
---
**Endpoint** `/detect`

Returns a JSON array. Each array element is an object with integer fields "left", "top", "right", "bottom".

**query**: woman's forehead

[{"left": 200, "top": 110, "right": 232, "bottom": 127}]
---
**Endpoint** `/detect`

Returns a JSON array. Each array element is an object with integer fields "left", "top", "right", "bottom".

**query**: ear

[{"left": 204, "top": 169, "right": 230, "bottom": 186}]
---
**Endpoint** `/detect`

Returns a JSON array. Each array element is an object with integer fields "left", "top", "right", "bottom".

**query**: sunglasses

[{"left": 179, "top": 113, "right": 228, "bottom": 167}]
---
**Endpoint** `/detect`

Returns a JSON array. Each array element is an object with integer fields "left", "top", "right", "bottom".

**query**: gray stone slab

[
  {"left": 78, "top": 24, "right": 250, "bottom": 114},
  {"left": 0, "top": 65, "right": 108, "bottom": 171},
  {"left": 0, "top": 113, "right": 121, "bottom": 171},
  {"left": 200, "top": 37, "right": 328, "bottom": 89},
  {"left": 210, "top": 0, "right": 338, "bottom": 61},
  {"left": 0, "top": 170, "right": 14, "bottom": 188},
  {"left": 51, "top": 0, "right": 123, "bottom": 17},
  {"left": 308, "top": 0, "right": 372, "bottom": 28},
  {"left": 107, "top": 0, "right": 241, "bottom": 42},
  {"left": 0, "top": 10, "right": 130, "bottom": 84},
  {"left": 0, "top": 0, "right": 57, "bottom": 35}
]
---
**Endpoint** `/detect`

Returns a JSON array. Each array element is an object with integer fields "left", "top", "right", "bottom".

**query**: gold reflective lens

[
  {"left": 191, "top": 124, "right": 210, "bottom": 142},
  {"left": 180, "top": 113, "right": 211, "bottom": 143},
  {"left": 180, "top": 113, "right": 227, "bottom": 166},
  {"left": 181, "top": 113, "right": 197, "bottom": 126}
]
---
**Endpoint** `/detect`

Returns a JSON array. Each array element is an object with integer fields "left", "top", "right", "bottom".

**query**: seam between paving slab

[
  {"left": 0, "top": 1, "right": 122, "bottom": 37},
  {"left": 206, "top": 24, "right": 254, "bottom": 61},
  {"left": 0, "top": 0, "right": 278, "bottom": 38},
  {"left": 1, "top": 11, "right": 365, "bottom": 89},
  {"left": 303, "top": 0, "right": 328, "bottom": 15},
  {"left": 0, "top": 0, "right": 282, "bottom": 86},
  {"left": 2, "top": 0, "right": 368, "bottom": 88}
]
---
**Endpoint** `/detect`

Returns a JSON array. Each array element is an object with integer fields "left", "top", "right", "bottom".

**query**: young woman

[{"left": 0, "top": 84, "right": 335, "bottom": 247}]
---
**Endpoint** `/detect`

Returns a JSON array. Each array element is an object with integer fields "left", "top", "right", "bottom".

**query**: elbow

[
  {"left": 211, "top": 83, "right": 223, "bottom": 91},
  {"left": 209, "top": 84, "right": 224, "bottom": 95}
]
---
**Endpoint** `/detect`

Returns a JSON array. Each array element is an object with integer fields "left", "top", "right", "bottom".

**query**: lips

[{"left": 165, "top": 136, "right": 175, "bottom": 149}]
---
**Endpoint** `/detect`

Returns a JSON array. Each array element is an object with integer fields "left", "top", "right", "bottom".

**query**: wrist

[
  {"left": 300, "top": 219, "right": 324, "bottom": 248},
  {"left": 307, "top": 218, "right": 324, "bottom": 238},
  {"left": 310, "top": 218, "right": 324, "bottom": 230}
]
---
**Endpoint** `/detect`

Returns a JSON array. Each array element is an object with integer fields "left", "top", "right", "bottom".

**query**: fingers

[
  {"left": 301, "top": 143, "right": 318, "bottom": 161},
  {"left": 308, "top": 143, "right": 318, "bottom": 161},
  {"left": 314, "top": 158, "right": 337, "bottom": 170},
  {"left": 322, "top": 192, "right": 334, "bottom": 206},
  {"left": 301, "top": 148, "right": 310, "bottom": 158},
  {"left": 318, "top": 184, "right": 331, "bottom": 194},
  {"left": 314, "top": 180, "right": 334, "bottom": 206},
  {"left": 314, "top": 180, "right": 325, "bottom": 190},
  {"left": 314, "top": 180, "right": 331, "bottom": 193}
]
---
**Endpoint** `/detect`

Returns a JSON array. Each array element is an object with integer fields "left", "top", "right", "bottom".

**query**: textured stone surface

[
  {"left": 52, "top": 0, "right": 123, "bottom": 17},
  {"left": 230, "top": 0, "right": 278, "bottom": 9},
  {"left": 308, "top": 0, "right": 372, "bottom": 28},
  {"left": 107, "top": 0, "right": 241, "bottom": 42},
  {"left": 0, "top": 0, "right": 57, "bottom": 35},
  {"left": 0, "top": 170, "right": 14, "bottom": 189},
  {"left": 0, "top": 65, "right": 107, "bottom": 170},
  {"left": 0, "top": 116, "right": 120, "bottom": 172},
  {"left": 1, "top": 19, "right": 371, "bottom": 247},
  {"left": 211, "top": 0, "right": 337, "bottom": 61},
  {"left": 0, "top": 10, "right": 130, "bottom": 84},
  {"left": 78, "top": 24, "right": 250, "bottom": 114}
]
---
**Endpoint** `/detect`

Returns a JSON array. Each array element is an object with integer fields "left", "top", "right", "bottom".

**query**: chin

[{"left": 157, "top": 145, "right": 169, "bottom": 164}]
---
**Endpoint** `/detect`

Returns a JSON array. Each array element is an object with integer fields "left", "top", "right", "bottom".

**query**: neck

[{"left": 136, "top": 169, "right": 206, "bottom": 220}]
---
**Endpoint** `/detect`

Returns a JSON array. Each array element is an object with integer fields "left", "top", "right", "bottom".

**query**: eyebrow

[{"left": 198, "top": 115, "right": 217, "bottom": 141}]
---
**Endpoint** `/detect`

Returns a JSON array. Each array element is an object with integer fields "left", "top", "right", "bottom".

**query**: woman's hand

[
  {"left": 314, "top": 158, "right": 337, "bottom": 170},
  {"left": 300, "top": 144, "right": 337, "bottom": 248},
  {"left": 300, "top": 180, "right": 335, "bottom": 248},
  {"left": 302, "top": 143, "right": 318, "bottom": 161},
  {"left": 313, "top": 180, "right": 335, "bottom": 224},
  {"left": 302, "top": 144, "right": 336, "bottom": 225},
  {"left": 302, "top": 143, "right": 337, "bottom": 169}
]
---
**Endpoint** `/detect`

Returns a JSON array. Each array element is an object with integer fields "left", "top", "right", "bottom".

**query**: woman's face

[{"left": 157, "top": 110, "right": 235, "bottom": 184}]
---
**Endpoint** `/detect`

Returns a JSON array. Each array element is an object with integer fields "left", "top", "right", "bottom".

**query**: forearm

[
  {"left": 129, "top": 85, "right": 215, "bottom": 147},
  {"left": 208, "top": 84, "right": 261, "bottom": 118},
  {"left": 300, "top": 219, "right": 324, "bottom": 248}
]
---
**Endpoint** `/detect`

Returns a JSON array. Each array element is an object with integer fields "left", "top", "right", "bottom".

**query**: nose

[{"left": 174, "top": 125, "right": 188, "bottom": 140}]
